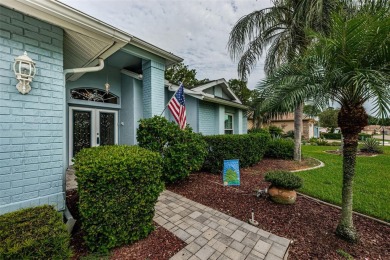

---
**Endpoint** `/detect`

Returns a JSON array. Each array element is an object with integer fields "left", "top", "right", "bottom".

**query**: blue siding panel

[
  {"left": 142, "top": 60, "right": 165, "bottom": 118},
  {"left": 198, "top": 101, "right": 217, "bottom": 135},
  {"left": 0, "top": 6, "right": 65, "bottom": 215}
]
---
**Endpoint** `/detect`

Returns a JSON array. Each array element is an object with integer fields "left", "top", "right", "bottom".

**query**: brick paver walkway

[{"left": 154, "top": 190, "right": 291, "bottom": 260}]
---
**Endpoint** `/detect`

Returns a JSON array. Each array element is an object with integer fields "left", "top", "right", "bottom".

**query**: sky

[{"left": 60, "top": 0, "right": 273, "bottom": 89}]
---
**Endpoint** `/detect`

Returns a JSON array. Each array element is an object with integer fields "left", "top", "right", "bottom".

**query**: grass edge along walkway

[{"left": 295, "top": 145, "right": 390, "bottom": 223}]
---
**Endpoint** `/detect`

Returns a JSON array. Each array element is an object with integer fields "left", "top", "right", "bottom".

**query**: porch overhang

[{"left": 1, "top": 0, "right": 182, "bottom": 80}]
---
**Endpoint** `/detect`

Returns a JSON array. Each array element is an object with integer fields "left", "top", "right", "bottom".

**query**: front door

[{"left": 69, "top": 107, "right": 118, "bottom": 164}]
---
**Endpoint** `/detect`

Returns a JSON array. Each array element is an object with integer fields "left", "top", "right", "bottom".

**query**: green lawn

[{"left": 296, "top": 145, "right": 390, "bottom": 222}]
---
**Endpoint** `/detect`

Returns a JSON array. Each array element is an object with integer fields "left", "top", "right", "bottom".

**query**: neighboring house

[
  {"left": 362, "top": 125, "right": 381, "bottom": 135},
  {"left": 248, "top": 113, "right": 316, "bottom": 139},
  {"left": 362, "top": 125, "right": 390, "bottom": 135},
  {"left": 165, "top": 79, "right": 247, "bottom": 135},
  {"left": 267, "top": 113, "right": 316, "bottom": 139},
  {"left": 0, "top": 1, "right": 247, "bottom": 215}
]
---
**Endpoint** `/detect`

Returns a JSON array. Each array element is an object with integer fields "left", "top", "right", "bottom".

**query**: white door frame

[{"left": 69, "top": 106, "right": 118, "bottom": 165}]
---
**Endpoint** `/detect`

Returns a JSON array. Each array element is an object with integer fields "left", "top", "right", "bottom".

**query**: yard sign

[{"left": 223, "top": 159, "right": 240, "bottom": 186}]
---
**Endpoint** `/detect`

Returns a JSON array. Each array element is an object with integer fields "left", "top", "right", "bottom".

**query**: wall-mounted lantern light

[{"left": 13, "top": 51, "right": 36, "bottom": 94}]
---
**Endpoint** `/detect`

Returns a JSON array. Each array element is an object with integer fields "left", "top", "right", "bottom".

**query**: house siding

[
  {"left": 198, "top": 101, "right": 217, "bottom": 135},
  {"left": 142, "top": 60, "right": 165, "bottom": 118},
  {"left": 243, "top": 114, "right": 248, "bottom": 133},
  {"left": 184, "top": 95, "right": 198, "bottom": 131},
  {"left": 0, "top": 6, "right": 65, "bottom": 214},
  {"left": 120, "top": 74, "right": 143, "bottom": 145}
]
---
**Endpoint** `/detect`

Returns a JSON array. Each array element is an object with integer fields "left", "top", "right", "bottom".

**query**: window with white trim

[{"left": 224, "top": 113, "right": 234, "bottom": 134}]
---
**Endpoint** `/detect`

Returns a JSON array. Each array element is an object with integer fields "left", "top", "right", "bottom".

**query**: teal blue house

[{"left": 0, "top": 0, "right": 247, "bottom": 215}]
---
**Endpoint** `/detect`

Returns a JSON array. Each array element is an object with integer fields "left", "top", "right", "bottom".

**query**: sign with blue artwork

[{"left": 223, "top": 159, "right": 240, "bottom": 186}]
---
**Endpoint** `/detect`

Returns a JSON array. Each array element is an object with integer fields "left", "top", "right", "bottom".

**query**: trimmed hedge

[
  {"left": 203, "top": 133, "right": 270, "bottom": 173},
  {"left": 265, "top": 138, "right": 294, "bottom": 159},
  {"left": 321, "top": 133, "right": 342, "bottom": 139},
  {"left": 359, "top": 133, "right": 371, "bottom": 140},
  {"left": 0, "top": 205, "right": 72, "bottom": 259},
  {"left": 74, "top": 145, "right": 164, "bottom": 252},
  {"left": 137, "top": 116, "right": 207, "bottom": 183},
  {"left": 248, "top": 128, "right": 269, "bottom": 135},
  {"left": 321, "top": 132, "right": 371, "bottom": 140}
]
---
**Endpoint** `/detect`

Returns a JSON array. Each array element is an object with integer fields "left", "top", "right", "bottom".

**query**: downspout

[
  {"left": 64, "top": 58, "right": 104, "bottom": 76},
  {"left": 62, "top": 58, "right": 105, "bottom": 233}
]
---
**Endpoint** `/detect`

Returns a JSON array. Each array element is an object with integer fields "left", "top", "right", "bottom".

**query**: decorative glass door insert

[
  {"left": 69, "top": 107, "right": 118, "bottom": 163},
  {"left": 73, "top": 110, "right": 92, "bottom": 156},
  {"left": 99, "top": 112, "right": 115, "bottom": 146}
]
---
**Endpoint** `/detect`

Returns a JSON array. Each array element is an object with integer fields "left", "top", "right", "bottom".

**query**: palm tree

[
  {"left": 228, "top": 0, "right": 337, "bottom": 161},
  {"left": 258, "top": 4, "right": 390, "bottom": 242}
]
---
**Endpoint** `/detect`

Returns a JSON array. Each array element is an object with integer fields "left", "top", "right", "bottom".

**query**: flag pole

[{"left": 160, "top": 82, "right": 183, "bottom": 116}]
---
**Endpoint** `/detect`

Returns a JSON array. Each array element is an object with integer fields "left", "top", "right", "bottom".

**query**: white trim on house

[
  {"left": 68, "top": 106, "right": 118, "bottom": 165},
  {"left": 224, "top": 113, "right": 234, "bottom": 134},
  {"left": 166, "top": 81, "right": 248, "bottom": 110},
  {"left": 1, "top": 0, "right": 183, "bottom": 66},
  {"left": 191, "top": 79, "right": 242, "bottom": 104},
  {"left": 166, "top": 84, "right": 204, "bottom": 100},
  {"left": 120, "top": 69, "right": 143, "bottom": 80}
]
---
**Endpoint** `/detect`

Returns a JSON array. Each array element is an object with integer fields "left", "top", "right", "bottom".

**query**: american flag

[{"left": 168, "top": 83, "right": 187, "bottom": 129}]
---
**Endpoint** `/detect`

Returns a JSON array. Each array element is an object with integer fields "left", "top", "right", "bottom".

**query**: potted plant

[{"left": 264, "top": 171, "right": 303, "bottom": 204}]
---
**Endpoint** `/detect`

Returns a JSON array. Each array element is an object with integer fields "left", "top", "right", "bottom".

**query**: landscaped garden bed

[
  {"left": 66, "top": 145, "right": 389, "bottom": 259},
  {"left": 168, "top": 158, "right": 390, "bottom": 259}
]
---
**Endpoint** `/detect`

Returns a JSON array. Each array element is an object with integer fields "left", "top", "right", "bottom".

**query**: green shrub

[
  {"left": 248, "top": 128, "right": 269, "bottom": 135},
  {"left": 265, "top": 137, "right": 294, "bottom": 159},
  {"left": 360, "top": 138, "right": 383, "bottom": 154},
  {"left": 283, "top": 130, "right": 295, "bottom": 139},
  {"left": 321, "top": 132, "right": 342, "bottom": 139},
  {"left": 0, "top": 205, "right": 72, "bottom": 259},
  {"left": 74, "top": 145, "right": 164, "bottom": 252},
  {"left": 137, "top": 116, "right": 207, "bottom": 183},
  {"left": 316, "top": 138, "right": 329, "bottom": 146},
  {"left": 358, "top": 133, "right": 371, "bottom": 140},
  {"left": 268, "top": 125, "right": 284, "bottom": 137},
  {"left": 203, "top": 133, "right": 270, "bottom": 173},
  {"left": 265, "top": 171, "right": 303, "bottom": 190}
]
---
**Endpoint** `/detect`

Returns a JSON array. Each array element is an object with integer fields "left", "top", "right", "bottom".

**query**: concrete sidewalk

[{"left": 154, "top": 190, "right": 291, "bottom": 260}]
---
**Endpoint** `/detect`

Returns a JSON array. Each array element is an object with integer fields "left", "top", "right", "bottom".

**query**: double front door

[{"left": 69, "top": 107, "right": 118, "bottom": 163}]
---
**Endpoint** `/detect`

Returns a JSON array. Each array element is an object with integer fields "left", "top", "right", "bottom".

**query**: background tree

[
  {"left": 165, "top": 63, "right": 208, "bottom": 88},
  {"left": 228, "top": 0, "right": 337, "bottom": 162},
  {"left": 228, "top": 79, "right": 253, "bottom": 105},
  {"left": 368, "top": 115, "right": 390, "bottom": 126},
  {"left": 258, "top": 2, "right": 390, "bottom": 242},
  {"left": 318, "top": 107, "right": 339, "bottom": 132},
  {"left": 303, "top": 104, "right": 321, "bottom": 118}
]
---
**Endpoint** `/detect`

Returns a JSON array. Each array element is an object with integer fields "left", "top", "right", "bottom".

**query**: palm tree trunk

[
  {"left": 336, "top": 133, "right": 358, "bottom": 242},
  {"left": 294, "top": 103, "right": 303, "bottom": 161},
  {"left": 336, "top": 104, "right": 368, "bottom": 242}
]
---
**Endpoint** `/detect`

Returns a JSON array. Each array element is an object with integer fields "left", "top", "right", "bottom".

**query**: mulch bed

[
  {"left": 66, "top": 190, "right": 186, "bottom": 260},
  {"left": 66, "top": 157, "right": 389, "bottom": 259},
  {"left": 167, "top": 158, "right": 390, "bottom": 259}
]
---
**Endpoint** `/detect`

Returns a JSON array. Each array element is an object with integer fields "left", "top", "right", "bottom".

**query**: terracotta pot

[{"left": 268, "top": 186, "right": 297, "bottom": 204}]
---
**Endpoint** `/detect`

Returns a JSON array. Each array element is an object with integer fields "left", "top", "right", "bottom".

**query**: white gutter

[
  {"left": 166, "top": 84, "right": 204, "bottom": 100},
  {"left": 203, "top": 96, "right": 248, "bottom": 110},
  {"left": 166, "top": 82, "right": 247, "bottom": 109},
  {"left": 64, "top": 58, "right": 104, "bottom": 76},
  {"left": 1, "top": 0, "right": 182, "bottom": 65},
  {"left": 120, "top": 69, "right": 143, "bottom": 80}
]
